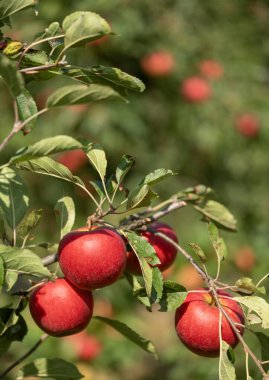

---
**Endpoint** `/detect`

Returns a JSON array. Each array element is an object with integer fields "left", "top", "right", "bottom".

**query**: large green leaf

[
  {"left": 15, "top": 88, "right": 38, "bottom": 134},
  {"left": 159, "top": 281, "right": 187, "bottom": 312},
  {"left": 9, "top": 135, "right": 83, "bottom": 165},
  {"left": 234, "top": 296, "right": 269, "bottom": 329},
  {"left": 94, "top": 316, "right": 159, "bottom": 359},
  {"left": 0, "top": 245, "right": 52, "bottom": 282},
  {"left": 219, "top": 341, "right": 236, "bottom": 380},
  {"left": 0, "top": 0, "right": 36, "bottom": 20},
  {"left": 16, "top": 358, "right": 83, "bottom": 380},
  {"left": 84, "top": 143, "right": 107, "bottom": 181},
  {"left": 195, "top": 200, "right": 237, "bottom": 231},
  {"left": 127, "top": 184, "right": 158, "bottom": 210},
  {"left": 62, "top": 11, "right": 111, "bottom": 50},
  {"left": 0, "top": 54, "right": 24, "bottom": 97},
  {"left": 54, "top": 196, "right": 75, "bottom": 238},
  {"left": 0, "top": 167, "right": 29, "bottom": 230},
  {"left": 90, "top": 65, "right": 145, "bottom": 92},
  {"left": 46, "top": 84, "right": 125, "bottom": 108},
  {"left": 16, "top": 157, "right": 85, "bottom": 187}
]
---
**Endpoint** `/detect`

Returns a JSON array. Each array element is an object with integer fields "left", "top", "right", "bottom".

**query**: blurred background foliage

[{"left": 1, "top": 0, "right": 269, "bottom": 379}]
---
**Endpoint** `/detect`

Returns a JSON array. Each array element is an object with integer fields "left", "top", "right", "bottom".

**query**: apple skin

[
  {"left": 181, "top": 76, "right": 211, "bottom": 103},
  {"left": 126, "top": 222, "right": 178, "bottom": 275},
  {"left": 141, "top": 51, "right": 175, "bottom": 77},
  {"left": 57, "top": 149, "right": 88, "bottom": 173},
  {"left": 58, "top": 227, "right": 127, "bottom": 290},
  {"left": 175, "top": 289, "right": 244, "bottom": 357},
  {"left": 29, "top": 278, "right": 93, "bottom": 337},
  {"left": 199, "top": 60, "right": 224, "bottom": 79},
  {"left": 235, "top": 114, "right": 260, "bottom": 138}
]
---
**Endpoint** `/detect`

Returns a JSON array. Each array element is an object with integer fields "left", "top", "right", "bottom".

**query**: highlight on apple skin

[
  {"left": 175, "top": 288, "right": 244, "bottom": 357},
  {"left": 29, "top": 278, "right": 94, "bottom": 337},
  {"left": 58, "top": 227, "right": 127, "bottom": 290}
]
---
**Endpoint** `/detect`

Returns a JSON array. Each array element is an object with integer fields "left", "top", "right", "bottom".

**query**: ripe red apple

[
  {"left": 235, "top": 114, "right": 260, "bottom": 138},
  {"left": 58, "top": 227, "right": 127, "bottom": 290},
  {"left": 181, "top": 76, "right": 212, "bottom": 103},
  {"left": 29, "top": 278, "right": 93, "bottom": 337},
  {"left": 65, "top": 331, "right": 102, "bottom": 361},
  {"left": 140, "top": 51, "right": 175, "bottom": 77},
  {"left": 175, "top": 289, "right": 244, "bottom": 357},
  {"left": 199, "top": 60, "right": 224, "bottom": 79},
  {"left": 126, "top": 222, "right": 178, "bottom": 275},
  {"left": 57, "top": 149, "right": 88, "bottom": 173},
  {"left": 234, "top": 246, "right": 256, "bottom": 273}
]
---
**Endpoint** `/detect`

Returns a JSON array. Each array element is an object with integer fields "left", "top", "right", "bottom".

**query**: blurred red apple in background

[
  {"left": 234, "top": 245, "right": 256, "bottom": 273},
  {"left": 141, "top": 51, "right": 175, "bottom": 77},
  {"left": 176, "top": 264, "right": 204, "bottom": 290},
  {"left": 181, "top": 76, "right": 211, "bottom": 103},
  {"left": 57, "top": 149, "right": 88, "bottom": 173},
  {"left": 65, "top": 331, "right": 102, "bottom": 361},
  {"left": 199, "top": 59, "right": 224, "bottom": 79},
  {"left": 235, "top": 113, "right": 260, "bottom": 138}
]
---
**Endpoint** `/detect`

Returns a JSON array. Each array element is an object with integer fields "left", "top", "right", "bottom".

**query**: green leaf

[
  {"left": 9, "top": 135, "right": 83, "bottom": 165},
  {"left": 247, "top": 313, "right": 262, "bottom": 326},
  {"left": 16, "top": 358, "right": 83, "bottom": 380},
  {"left": 46, "top": 84, "right": 125, "bottom": 108},
  {"left": 151, "top": 267, "right": 163, "bottom": 304},
  {"left": 127, "top": 184, "right": 158, "bottom": 210},
  {"left": 5, "top": 271, "right": 18, "bottom": 291},
  {"left": 189, "top": 243, "right": 207, "bottom": 263},
  {"left": 84, "top": 143, "right": 107, "bottom": 180},
  {"left": 255, "top": 332, "right": 269, "bottom": 372},
  {"left": 0, "top": 54, "right": 24, "bottom": 96},
  {"left": 115, "top": 155, "right": 135, "bottom": 184},
  {"left": 35, "top": 22, "right": 62, "bottom": 43},
  {"left": 234, "top": 277, "right": 258, "bottom": 295},
  {"left": 94, "top": 316, "right": 158, "bottom": 360},
  {"left": 16, "top": 157, "right": 85, "bottom": 188},
  {"left": 54, "top": 196, "right": 75, "bottom": 238},
  {"left": 22, "top": 50, "right": 52, "bottom": 67},
  {"left": 219, "top": 341, "right": 236, "bottom": 380},
  {"left": 62, "top": 11, "right": 111, "bottom": 50},
  {"left": 195, "top": 200, "right": 237, "bottom": 231},
  {"left": 0, "top": 0, "right": 37, "bottom": 20},
  {"left": 0, "top": 335, "right": 11, "bottom": 356},
  {"left": 0, "top": 245, "right": 52, "bottom": 282},
  {"left": 141, "top": 169, "right": 175, "bottom": 186},
  {"left": 159, "top": 281, "right": 187, "bottom": 312},
  {"left": 17, "top": 209, "right": 43, "bottom": 239},
  {"left": 4, "top": 314, "right": 27, "bottom": 342},
  {"left": 208, "top": 222, "right": 227, "bottom": 261},
  {"left": 0, "top": 256, "right": 3, "bottom": 288},
  {"left": 233, "top": 296, "right": 269, "bottom": 329},
  {"left": 15, "top": 89, "right": 38, "bottom": 135},
  {"left": 0, "top": 307, "right": 18, "bottom": 336},
  {"left": 90, "top": 65, "right": 145, "bottom": 93},
  {"left": 0, "top": 167, "right": 29, "bottom": 230}
]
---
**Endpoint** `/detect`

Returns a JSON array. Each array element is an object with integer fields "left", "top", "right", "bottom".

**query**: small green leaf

[
  {"left": 84, "top": 143, "right": 107, "bottom": 180},
  {"left": 234, "top": 296, "right": 269, "bottom": 329},
  {"left": 189, "top": 243, "right": 207, "bottom": 263},
  {"left": 0, "top": 167, "right": 29, "bottom": 230},
  {"left": 234, "top": 277, "right": 258, "bottom": 295},
  {"left": 90, "top": 65, "right": 145, "bottom": 93},
  {"left": 195, "top": 200, "right": 237, "bottom": 231},
  {"left": 0, "top": 307, "right": 19, "bottom": 336},
  {"left": 54, "top": 196, "right": 75, "bottom": 238},
  {"left": 255, "top": 332, "right": 269, "bottom": 372},
  {"left": 94, "top": 316, "right": 158, "bottom": 360},
  {"left": 141, "top": 169, "right": 175, "bottom": 186},
  {"left": 0, "top": 54, "right": 24, "bottom": 97},
  {"left": 127, "top": 184, "right": 158, "bottom": 210},
  {"left": 115, "top": 155, "right": 135, "bottom": 184},
  {"left": 159, "top": 281, "right": 187, "bottom": 312},
  {"left": 16, "top": 157, "right": 85, "bottom": 188},
  {"left": 17, "top": 209, "right": 43, "bottom": 239},
  {"left": 36, "top": 22, "right": 62, "bottom": 42},
  {"left": 46, "top": 84, "right": 125, "bottom": 108},
  {"left": 5, "top": 271, "right": 18, "bottom": 291},
  {"left": 208, "top": 222, "right": 227, "bottom": 261},
  {"left": 0, "top": 256, "right": 4, "bottom": 289},
  {"left": 10, "top": 135, "right": 83, "bottom": 165},
  {"left": 15, "top": 89, "right": 38, "bottom": 134},
  {"left": 16, "top": 358, "right": 83, "bottom": 380},
  {"left": 0, "top": 0, "right": 37, "bottom": 20},
  {"left": 219, "top": 341, "right": 236, "bottom": 380},
  {"left": 62, "top": 11, "right": 111, "bottom": 50},
  {"left": 0, "top": 245, "right": 52, "bottom": 282},
  {"left": 151, "top": 267, "right": 163, "bottom": 304}
]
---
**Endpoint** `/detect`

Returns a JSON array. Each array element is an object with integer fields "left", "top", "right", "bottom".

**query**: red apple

[
  {"left": 175, "top": 289, "right": 244, "bottom": 357},
  {"left": 141, "top": 51, "right": 175, "bottom": 77},
  {"left": 235, "top": 114, "right": 260, "bottom": 138},
  {"left": 199, "top": 60, "right": 224, "bottom": 79},
  {"left": 29, "top": 278, "right": 93, "bottom": 337},
  {"left": 126, "top": 222, "right": 178, "bottom": 275},
  {"left": 65, "top": 331, "right": 102, "bottom": 361},
  {"left": 58, "top": 227, "right": 127, "bottom": 290},
  {"left": 181, "top": 76, "right": 211, "bottom": 103},
  {"left": 57, "top": 149, "right": 88, "bottom": 173}
]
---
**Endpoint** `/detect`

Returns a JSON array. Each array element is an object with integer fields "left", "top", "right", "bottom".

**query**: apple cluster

[{"left": 29, "top": 221, "right": 245, "bottom": 358}]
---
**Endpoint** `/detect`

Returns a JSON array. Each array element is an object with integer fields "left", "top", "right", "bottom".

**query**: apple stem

[{"left": 0, "top": 334, "right": 49, "bottom": 379}]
